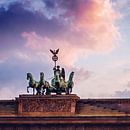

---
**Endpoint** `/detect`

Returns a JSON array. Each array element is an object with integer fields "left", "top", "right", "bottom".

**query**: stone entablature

[
  {"left": 1, "top": 97, "right": 130, "bottom": 129},
  {"left": 1, "top": 98, "right": 130, "bottom": 116},
  {"left": 16, "top": 94, "right": 80, "bottom": 116}
]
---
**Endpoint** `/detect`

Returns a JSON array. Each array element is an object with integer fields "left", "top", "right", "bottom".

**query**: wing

[
  {"left": 56, "top": 49, "right": 59, "bottom": 54},
  {"left": 50, "top": 49, "right": 54, "bottom": 54}
]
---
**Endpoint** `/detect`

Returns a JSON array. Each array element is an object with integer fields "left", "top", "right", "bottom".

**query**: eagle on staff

[
  {"left": 50, "top": 49, "right": 59, "bottom": 55},
  {"left": 50, "top": 49, "right": 59, "bottom": 67}
]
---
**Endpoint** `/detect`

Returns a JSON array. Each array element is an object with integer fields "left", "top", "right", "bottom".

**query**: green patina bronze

[
  {"left": 27, "top": 73, "right": 39, "bottom": 95},
  {"left": 26, "top": 49, "right": 74, "bottom": 95}
]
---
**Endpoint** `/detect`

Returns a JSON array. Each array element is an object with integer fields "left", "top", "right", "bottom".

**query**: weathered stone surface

[
  {"left": 0, "top": 100, "right": 17, "bottom": 116},
  {"left": 16, "top": 94, "right": 80, "bottom": 116},
  {"left": 1, "top": 97, "right": 130, "bottom": 116},
  {"left": 0, "top": 96, "right": 130, "bottom": 129}
]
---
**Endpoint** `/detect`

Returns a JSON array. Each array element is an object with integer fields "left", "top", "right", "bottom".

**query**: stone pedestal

[{"left": 16, "top": 94, "right": 80, "bottom": 116}]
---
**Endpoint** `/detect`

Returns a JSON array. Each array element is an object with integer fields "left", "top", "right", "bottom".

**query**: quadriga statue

[
  {"left": 26, "top": 70, "right": 74, "bottom": 95},
  {"left": 26, "top": 49, "right": 74, "bottom": 95}
]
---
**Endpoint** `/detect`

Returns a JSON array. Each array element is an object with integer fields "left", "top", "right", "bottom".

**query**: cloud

[
  {"left": 68, "top": 0, "right": 121, "bottom": 52},
  {"left": 0, "top": 85, "right": 19, "bottom": 99},
  {"left": 0, "top": 51, "right": 52, "bottom": 84},
  {"left": 114, "top": 89, "right": 130, "bottom": 98},
  {"left": 21, "top": 0, "right": 121, "bottom": 66},
  {"left": 112, "top": 0, "right": 130, "bottom": 10},
  {"left": 0, "top": 50, "right": 54, "bottom": 99},
  {"left": 22, "top": 32, "right": 80, "bottom": 66},
  {"left": 0, "top": 49, "right": 91, "bottom": 99},
  {"left": 23, "top": 0, "right": 66, "bottom": 20},
  {"left": 0, "top": 0, "right": 18, "bottom": 10},
  {"left": 0, "top": 0, "right": 123, "bottom": 99},
  {"left": 0, "top": 0, "right": 121, "bottom": 60},
  {"left": 0, "top": 0, "right": 66, "bottom": 55},
  {"left": 69, "top": 67, "right": 91, "bottom": 85}
]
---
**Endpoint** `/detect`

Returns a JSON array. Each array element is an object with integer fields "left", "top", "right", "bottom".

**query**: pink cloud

[
  {"left": 22, "top": 32, "right": 81, "bottom": 66},
  {"left": 22, "top": 0, "right": 121, "bottom": 66},
  {"left": 68, "top": 0, "right": 121, "bottom": 52},
  {"left": 71, "top": 67, "right": 91, "bottom": 85}
]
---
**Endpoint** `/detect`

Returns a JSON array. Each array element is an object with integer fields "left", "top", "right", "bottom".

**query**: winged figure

[{"left": 50, "top": 49, "right": 59, "bottom": 55}]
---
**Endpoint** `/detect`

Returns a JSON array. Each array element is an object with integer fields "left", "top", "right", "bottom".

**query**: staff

[{"left": 50, "top": 49, "right": 59, "bottom": 68}]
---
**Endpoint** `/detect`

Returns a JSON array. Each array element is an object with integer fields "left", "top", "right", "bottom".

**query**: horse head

[
  {"left": 40, "top": 72, "right": 44, "bottom": 78},
  {"left": 27, "top": 73, "right": 32, "bottom": 80},
  {"left": 69, "top": 71, "right": 74, "bottom": 81},
  {"left": 67, "top": 71, "right": 74, "bottom": 94}
]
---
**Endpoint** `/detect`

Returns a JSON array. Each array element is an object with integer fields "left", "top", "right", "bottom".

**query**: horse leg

[
  {"left": 66, "top": 87, "right": 69, "bottom": 95},
  {"left": 42, "top": 88, "right": 45, "bottom": 95},
  {"left": 36, "top": 87, "right": 41, "bottom": 95},
  {"left": 27, "top": 86, "right": 29, "bottom": 93},
  {"left": 69, "top": 88, "right": 72, "bottom": 93},
  {"left": 45, "top": 88, "right": 50, "bottom": 95},
  {"left": 33, "top": 88, "right": 35, "bottom": 95}
]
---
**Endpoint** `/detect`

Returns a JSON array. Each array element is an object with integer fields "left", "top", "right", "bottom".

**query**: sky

[{"left": 0, "top": 0, "right": 130, "bottom": 99}]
